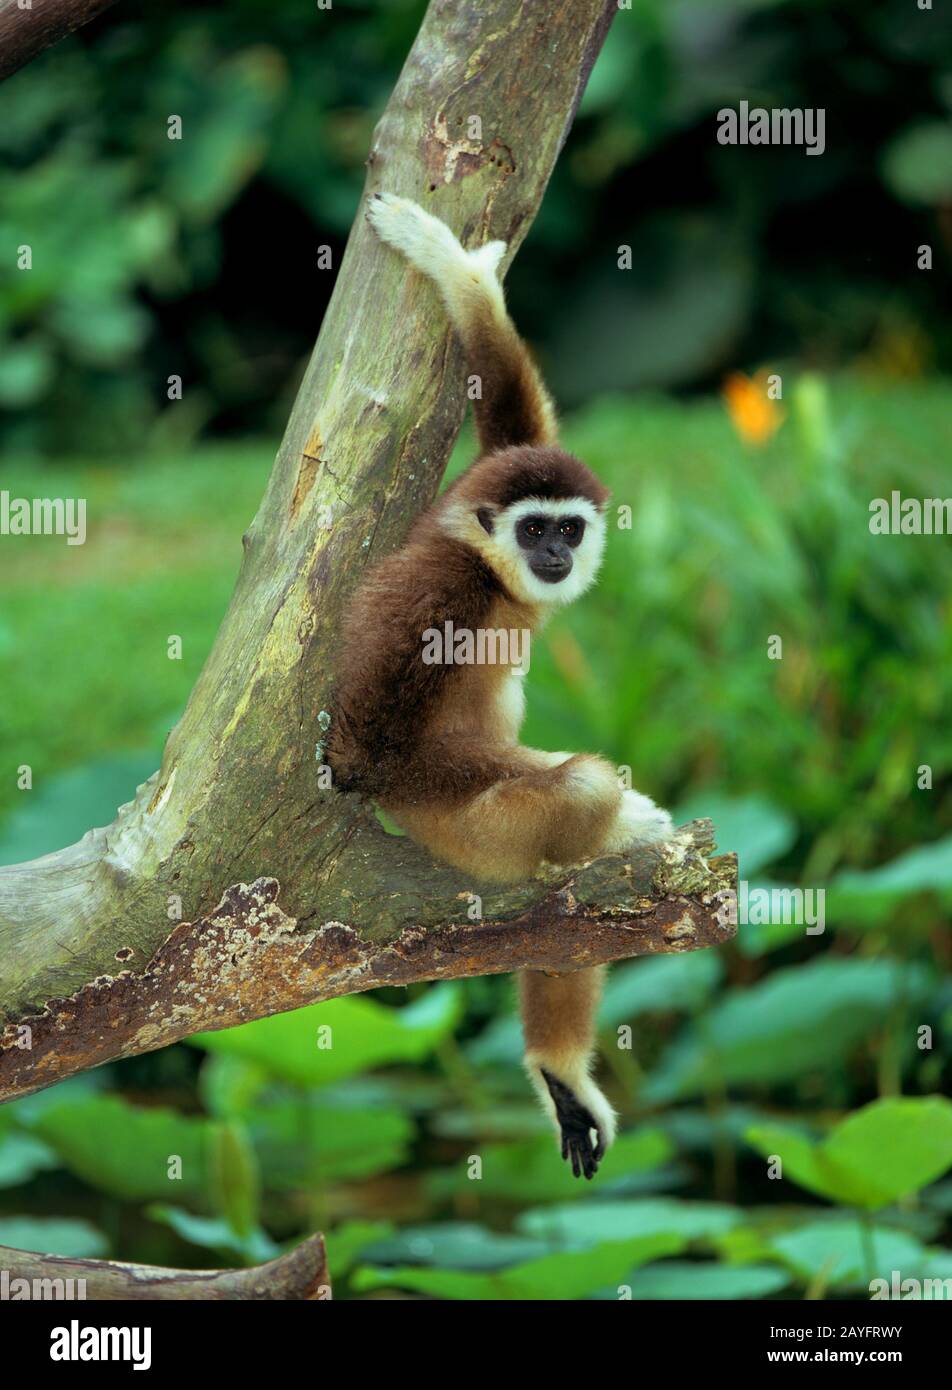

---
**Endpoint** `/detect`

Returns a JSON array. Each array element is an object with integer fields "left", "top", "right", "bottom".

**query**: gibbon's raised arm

[
  {"left": 368, "top": 192, "right": 557, "bottom": 454},
  {"left": 327, "top": 195, "right": 675, "bottom": 1179}
]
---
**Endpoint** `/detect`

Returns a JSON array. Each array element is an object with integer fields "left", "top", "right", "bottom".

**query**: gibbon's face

[
  {"left": 445, "top": 495, "right": 607, "bottom": 607},
  {"left": 514, "top": 509, "right": 586, "bottom": 583}
]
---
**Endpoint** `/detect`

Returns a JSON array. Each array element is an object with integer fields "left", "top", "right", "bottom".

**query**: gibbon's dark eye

[
  {"left": 524, "top": 521, "right": 545, "bottom": 538},
  {"left": 558, "top": 516, "right": 586, "bottom": 548}
]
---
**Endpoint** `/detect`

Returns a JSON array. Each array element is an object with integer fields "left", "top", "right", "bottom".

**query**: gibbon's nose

[{"left": 532, "top": 541, "right": 573, "bottom": 582}]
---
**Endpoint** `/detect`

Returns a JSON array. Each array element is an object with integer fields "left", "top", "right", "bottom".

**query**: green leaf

[
  {"left": 829, "top": 834, "right": 952, "bottom": 925},
  {"left": 0, "top": 337, "right": 53, "bottom": 406},
  {"left": 353, "top": 1233, "right": 683, "bottom": 1300},
  {"left": 644, "top": 958, "right": 932, "bottom": 1101},
  {"left": 145, "top": 1204, "right": 279, "bottom": 1265},
  {"left": 767, "top": 1220, "right": 928, "bottom": 1289},
  {"left": 673, "top": 792, "right": 797, "bottom": 876},
  {"left": 248, "top": 1099, "right": 413, "bottom": 1185},
  {"left": 161, "top": 48, "right": 286, "bottom": 222},
  {"left": 748, "top": 1097, "right": 952, "bottom": 1209},
  {"left": 0, "top": 1218, "right": 107, "bottom": 1259},
  {"left": 361, "top": 1222, "right": 548, "bottom": 1271},
  {"left": 324, "top": 1221, "right": 396, "bottom": 1279},
  {"left": 429, "top": 1129, "right": 671, "bottom": 1203},
  {"left": 605, "top": 1260, "right": 790, "bottom": 1300},
  {"left": 188, "top": 985, "right": 463, "bottom": 1087},
  {"left": 208, "top": 1120, "right": 259, "bottom": 1240},
  {"left": 27, "top": 1094, "right": 211, "bottom": 1200},
  {"left": 882, "top": 123, "right": 952, "bottom": 205},
  {"left": 518, "top": 1198, "right": 742, "bottom": 1246},
  {"left": 0, "top": 1131, "right": 59, "bottom": 1187},
  {"left": 199, "top": 1053, "right": 269, "bottom": 1117},
  {"left": 822, "top": 1098, "right": 952, "bottom": 1207}
]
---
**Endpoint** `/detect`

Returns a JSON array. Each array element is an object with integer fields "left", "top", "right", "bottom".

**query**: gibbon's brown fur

[{"left": 326, "top": 194, "right": 673, "bottom": 1175}]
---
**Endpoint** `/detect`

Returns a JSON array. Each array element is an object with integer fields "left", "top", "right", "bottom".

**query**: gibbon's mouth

[{"left": 531, "top": 558, "right": 573, "bottom": 583}]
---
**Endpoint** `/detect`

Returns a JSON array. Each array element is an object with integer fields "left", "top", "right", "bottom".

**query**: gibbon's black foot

[{"left": 540, "top": 1068, "right": 604, "bottom": 1180}]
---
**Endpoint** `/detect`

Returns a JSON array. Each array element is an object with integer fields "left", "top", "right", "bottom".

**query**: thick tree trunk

[
  {"left": 0, "top": 0, "right": 736, "bottom": 1103},
  {"left": 0, "top": 0, "right": 120, "bottom": 82}
]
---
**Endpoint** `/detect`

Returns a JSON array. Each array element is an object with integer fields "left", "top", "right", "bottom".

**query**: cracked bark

[
  {"left": 2, "top": 819, "right": 735, "bottom": 1102},
  {"left": 0, "top": 0, "right": 736, "bottom": 1106}
]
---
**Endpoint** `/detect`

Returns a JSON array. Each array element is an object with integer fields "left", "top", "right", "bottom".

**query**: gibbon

[{"left": 327, "top": 193, "right": 673, "bottom": 1178}]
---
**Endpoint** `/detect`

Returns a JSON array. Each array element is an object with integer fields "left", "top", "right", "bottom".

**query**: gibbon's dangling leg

[
  {"left": 338, "top": 192, "right": 676, "bottom": 1177},
  {"left": 520, "top": 967, "right": 614, "bottom": 1180}
]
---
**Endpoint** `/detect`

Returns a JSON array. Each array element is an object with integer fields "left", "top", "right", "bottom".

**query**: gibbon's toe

[
  {"left": 606, "top": 789, "right": 674, "bottom": 851},
  {"left": 540, "top": 1068, "right": 605, "bottom": 1180}
]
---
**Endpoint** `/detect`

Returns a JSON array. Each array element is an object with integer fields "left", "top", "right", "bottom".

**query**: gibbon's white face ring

[
  {"left": 500, "top": 496, "right": 607, "bottom": 606},
  {"left": 441, "top": 495, "right": 608, "bottom": 608}
]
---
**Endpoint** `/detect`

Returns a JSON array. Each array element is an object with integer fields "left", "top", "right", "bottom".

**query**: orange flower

[{"left": 722, "top": 371, "right": 785, "bottom": 446}]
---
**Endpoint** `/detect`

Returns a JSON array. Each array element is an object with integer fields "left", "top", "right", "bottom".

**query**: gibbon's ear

[{"left": 476, "top": 505, "right": 497, "bottom": 536}]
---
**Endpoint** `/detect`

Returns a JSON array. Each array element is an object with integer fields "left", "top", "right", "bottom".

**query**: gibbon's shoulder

[
  {"left": 341, "top": 523, "right": 503, "bottom": 638},
  {"left": 327, "top": 526, "right": 504, "bottom": 795}
]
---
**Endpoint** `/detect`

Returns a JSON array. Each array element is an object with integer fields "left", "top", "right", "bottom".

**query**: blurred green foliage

[{"left": 0, "top": 0, "right": 950, "bottom": 452}]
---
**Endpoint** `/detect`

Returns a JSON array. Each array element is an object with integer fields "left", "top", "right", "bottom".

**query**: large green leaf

[
  {"left": 599, "top": 1260, "right": 790, "bottom": 1300},
  {"left": 766, "top": 1220, "right": 928, "bottom": 1290},
  {"left": 828, "top": 834, "right": 952, "bottom": 926},
  {"left": 673, "top": 792, "right": 797, "bottom": 876},
  {"left": 188, "top": 985, "right": 462, "bottom": 1087},
  {"left": 353, "top": 1233, "right": 683, "bottom": 1301},
  {"left": 0, "top": 1131, "right": 59, "bottom": 1188},
  {"left": 145, "top": 1205, "right": 279, "bottom": 1265},
  {"left": 518, "top": 1198, "right": 741, "bottom": 1246},
  {"left": 247, "top": 1099, "right": 413, "bottom": 1186},
  {"left": 28, "top": 1095, "right": 211, "bottom": 1200},
  {"left": 0, "top": 1218, "right": 107, "bottom": 1259},
  {"left": 644, "top": 958, "right": 932, "bottom": 1101},
  {"left": 361, "top": 1222, "right": 549, "bottom": 1272},
  {"left": 748, "top": 1097, "right": 952, "bottom": 1209}
]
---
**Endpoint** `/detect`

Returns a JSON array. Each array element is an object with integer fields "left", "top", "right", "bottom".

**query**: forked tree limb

[
  {"left": 0, "top": 1234, "right": 330, "bottom": 1299},
  {"left": 0, "top": 0, "right": 736, "bottom": 1104},
  {"left": 0, "top": 0, "right": 120, "bottom": 82}
]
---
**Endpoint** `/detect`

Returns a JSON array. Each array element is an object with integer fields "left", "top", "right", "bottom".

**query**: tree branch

[
  {"left": 1, "top": 819, "right": 734, "bottom": 1102},
  {"left": 0, "top": 0, "right": 737, "bottom": 1106},
  {"left": 0, "top": 1234, "right": 329, "bottom": 1299},
  {"left": 0, "top": 0, "right": 120, "bottom": 83}
]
